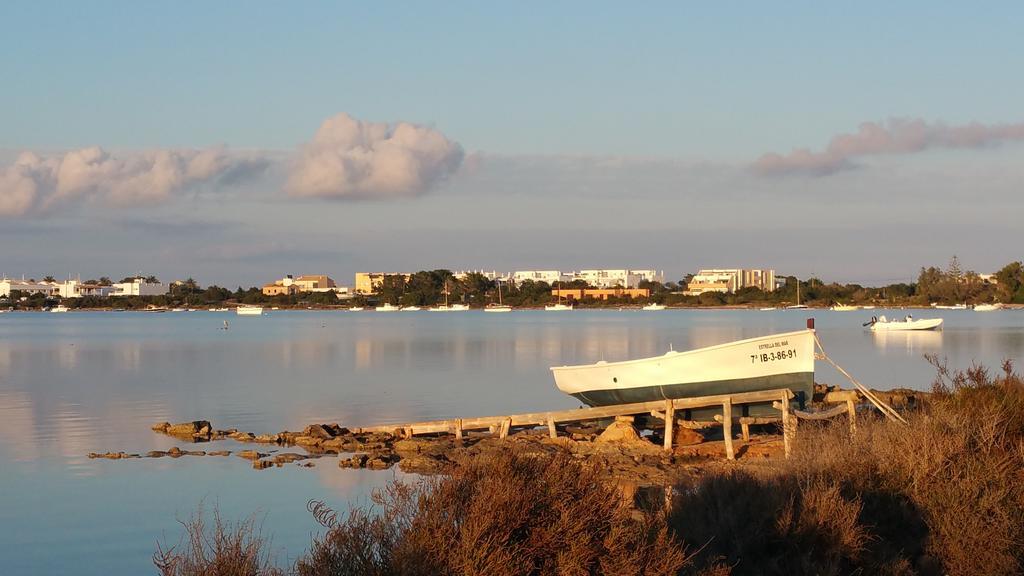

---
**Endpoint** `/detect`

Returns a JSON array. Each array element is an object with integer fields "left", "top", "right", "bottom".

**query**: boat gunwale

[{"left": 549, "top": 328, "right": 815, "bottom": 372}]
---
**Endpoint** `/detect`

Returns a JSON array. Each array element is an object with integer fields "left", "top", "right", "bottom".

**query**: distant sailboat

[
  {"left": 486, "top": 280, "right": 512, "bottom": 312},
  {"left": 545, "top": 281, "right": 573, "bottom": 311},
  {"left": 785, "top": 279, "right": 808, "bottom": 309}
]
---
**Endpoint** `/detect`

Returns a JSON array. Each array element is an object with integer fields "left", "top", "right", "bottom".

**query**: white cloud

[
  {"left": 0, "top": 146, "right": 267, "bottom": 217},
  {"left": 753, "top": 118, "right": 1024, "bottom": 176},
  {"left": 285, "top": 113, "right": 464, "bottom": 199}
]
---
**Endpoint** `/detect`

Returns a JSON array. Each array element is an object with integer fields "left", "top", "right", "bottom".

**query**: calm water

[{"left": 1, "top": 308, "right": 1022, "bottom": 574}]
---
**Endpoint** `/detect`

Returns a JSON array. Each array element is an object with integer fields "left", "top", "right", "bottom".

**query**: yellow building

[
  {"left": 293, "top": 275, "right": 336, "bottom": 292},
  {"left": 355, "top": 272, "right": 410, "bottom": 294},
  {"left": 262, "top": 283, "right": 297, "bottom": 296},
  {"left": 551, "top": 288, "right": 650, "bottom": 301}
]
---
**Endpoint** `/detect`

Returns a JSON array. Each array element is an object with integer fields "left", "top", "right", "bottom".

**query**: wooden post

[
  {"left": 740, "top": 421, "right": 750, "bottom": 442},
  {"left": 722, "top": 399, "right": 735, "bottom": 460},
  {"left": 404, "top": 426, "right": 413, "bottom": 439},
  {"left": 663, "top": 399, "right": 675, "bottom": 451},
  {"left": 781, "top": 393, "right": 792, "bottom": 459},
  {"left": 498, "top": 417, "right": 512, "bottom": 439},
  {"left": 546, "top": 414, "right": 557, "bottom": 439},
  {"left": 454, "top": 418, "right": 463, "bottom": 444},
  {"left": 846, "top": 399, "right": 857, "bottom": 435}
]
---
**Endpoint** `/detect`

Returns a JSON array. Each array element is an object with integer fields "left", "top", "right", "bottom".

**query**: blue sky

[{"left": 2, "top": 2, "right": 1023, "bottom": 286}]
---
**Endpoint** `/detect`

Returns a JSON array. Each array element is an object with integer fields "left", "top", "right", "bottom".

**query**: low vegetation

[{"left": 154, "top": 359, "right": 1024, "bottom": 575}]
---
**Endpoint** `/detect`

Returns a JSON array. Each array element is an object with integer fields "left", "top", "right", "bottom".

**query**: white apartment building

[
  {"left": 512, "top": 270, "right": 569, "bottom": 285},
  {"left": 57, "top": 280, "right": 111, "bottom": 298},
  {"left": 685, "top": 269, "right": 776, "bottom": 295},
  {"left": 111, "top": 278, "right": 168, "bottom": 297},
  {"left": 570, "top": 269, "right": 664, "bottom": 289},
  {"left": 0, "top": 278, "right": 59, "bottom": 298}
]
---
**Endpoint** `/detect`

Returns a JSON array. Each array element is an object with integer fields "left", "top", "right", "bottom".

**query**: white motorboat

[
  {"left": 759, "top": 307, "right": 778, "bottom": 311},
  {"left": 867, "top": 314, "right": 942, "bottom": 331},
  {"left": 973, "top": 303, "right": 1003, "bottom": 312},
  {"left": 236, "top": 306, "right": 263, "bottom": 316},
  {"left": 545, "top": 303, "right": 573, "bottom": 311},
  {"left": 400, "top": 306, "right": 421, "bottom": 311},
  {"left": 375, "top": 303, "right": 400, "bottom": 312},
  {"left": 51, "top": 305, "right": 70, "bottom": 313},
  {"left": 830, "top": 304, "right": 858, "bottom": 311},
  {"left": 551, "top": 328, "right": 816, "bottom": 413},
  {"left": 934, "top": 303, "right": 968, "bottom": 310},
  {"left": 642, "top": 303, "right": 667, "bottom": 311},
  {"left": 348, "top": 306, "right": 365, "bottom": 312}
]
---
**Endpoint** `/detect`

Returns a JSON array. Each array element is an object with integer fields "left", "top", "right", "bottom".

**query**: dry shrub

[
  {"left": 777, "top": 358, "right": 1024, "bottom": 576},
  {"left": 297, "top": 447, "right": 689, "bottom": 576},
  {"left": 669, "top": 472, "right": 867, "bottom": 575},
  {"left": 154, "top": 506, "right": 283, "bottom": 576}
]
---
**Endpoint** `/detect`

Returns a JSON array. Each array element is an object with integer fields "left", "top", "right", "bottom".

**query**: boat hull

[
  {"left": 869, "top": 318, "right": 942, "bottom": 331},
  {"left": 551, "top": 329, "right": 815, "bottom": 416}
]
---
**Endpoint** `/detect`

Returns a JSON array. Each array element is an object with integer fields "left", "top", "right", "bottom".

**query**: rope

[{"left": 813, "top": 332, "right": 908, "bottom": 424}]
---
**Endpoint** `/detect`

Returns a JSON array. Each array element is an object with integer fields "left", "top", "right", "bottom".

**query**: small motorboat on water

[
  {"left": 973, "top": 303, "right": 1003, "bottom": 312},
  {"left": 642, "top": 303, "right": 667, "bottom": 311},
  {"left": 866, "top": 314, "right": 942, "bottom": 331},
  {"left": 236, "top": 306, "right": 263, "bottom": 316},
  {"left": 50, "top": 305, "right": 70, "bottom": 313},
  {"left": 348, "top": 306, "right": 365, "bottom": 311},
  {"left": 545, "top": 303, "right": 573, "bottom": 311},
  {"left": 830, "top": 303, "right": 858, "bottom": 311},
  {"left": 550, "top": 327, "right": 816, "bottom": 414},
  {"left": 375, "top": 303, "right": 400, "bottom": 312}
]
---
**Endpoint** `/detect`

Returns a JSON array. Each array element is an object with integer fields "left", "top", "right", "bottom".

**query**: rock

[
  {"left": 237, "top": 450, "right": 267, "bottom": 460},
  {"left": 271, "top": 453, "right": 308, "bottom": 464},
  {"left": 673, "top": 425, "right": 705, "bottom": 446},
  {"left": 595, "top": 420, "right": 645, "bottom": 444},
  {"left": 319, "top": 437, "right": 346, "bottom": 450},
  {"left": 366, "top": 453, "right": 398, "bottom": 470},
  {"left": 301, "top": 424, "right": 335, "bottom": 440},
  {"left": 208, "top": 450, "right": 231, "bottom": 456},
  {"left": 339, "top": 454, "right": 369, "bottom": 469},
  {"left": 254, "top": 434, "right": 278, "bottom": 443},
  {"left": 147, "top": 450, "right": 168, "bottom": 458},
  {"left": 230, "top": 431, "right": 256, "bottom": 442},
  {"left": 398, "top": 454, "right": 448, "bottom": 474},
  {"left": 252, "top": 459, "right": 273, "bottom": 470},
  {"left": 298, "top": 461, "right": 315, "bottom": 467},
  {"left": 151, "top": 422, "right": 171, "bottom": 432},
  {"left": 293, "top": 436, "right": 323, "bottom": 447},
  {"left": 88, "top": 452, "right": 126, "bottom": 459},
  {"left": 166, "top": 420, "right": 212, "bottom": 437},
  {"left": 394, "top": 438, "right": 448, "bottom": 456},
  {"left": 167, "top": 447, "right": 184, "bottom": 457}
]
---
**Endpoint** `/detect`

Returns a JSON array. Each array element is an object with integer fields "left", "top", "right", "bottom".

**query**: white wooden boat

[
  {"left": 830, "top": 304, "right": 858, "bottom": 311},
  {"left": 51, "top": 305, "right": 70, "bottom": 313},
  {"left": 973, "top": 303, "right": 1003, "bottom": 312},
  {"left": 484, "top": 304, "right": 512, "bottom": 313},
  {"left": 375, "top": 303, "right": 400, "bottom": 312},
  {"left": 642, "top": 303, "right": 667, "bottom": 311},
  {"left": 236, "top": 306, "right": 263, "bottom": 316},
  {"left": 545, "top": 303, "right": 573, "bottom": 311},
  {"left": 551, "top": 328, "right": 816, "bottom": 412},
  {"left": 867, "top": 315, "right": 942, "bottom": 331}
]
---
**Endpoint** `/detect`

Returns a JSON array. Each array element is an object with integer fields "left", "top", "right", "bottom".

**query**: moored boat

[
  {"left": 348, "top": 306, "right": 365, "bottom": 311},
  {"left": 642, "top": 303, "right": 667, "bottom": 311},
  {"left": 830, "top": 303, "right": 858, "bottom": 311},
  {"left": 51, "top": 305, "right": 70, "bottom": 313},
  {"left": 484, "top": 304, "right": 512, "bottom": 312},
  {"left": 236, "top": 306, "right": 263, "bottom": 316},
  {"left": 550, "top": 328, "right": 816, "bottom": 413},
  {"left": 375, "top": 303, "right": 400, "bottom": 312},
  {"left": 866, "top": 315, "right": 942, "bottom": 331},
  {"left": 973, "top": 303, "right": 1003, "bottom": 312},
  {"left": 545, "top": 303, "right": 573, "bottom": 311}
]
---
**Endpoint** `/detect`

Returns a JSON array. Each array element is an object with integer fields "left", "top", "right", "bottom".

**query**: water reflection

[{"left": 871, "top": 330, "right": 944, "bottom": 355}]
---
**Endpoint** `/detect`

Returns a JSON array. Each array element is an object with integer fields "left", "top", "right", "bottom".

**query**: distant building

[
  {"left": 263, "top": 274, "right": 338, "bottom": 296},
  {"left": 111, "top": 278, "right": 168, "bottom": 297},
  {"left": 570, "top": 269, "right": 664, "bottom": 289},
  {"left": 453, "top": 270, "right": 512, "bottom": 283},
  {"left": 551, "top": 288, "right": 650, "bottom": 301},
  {"left": 354, "top": 272, "right": 411, "bottom": 294},
  {"left": 57, "top": 280, "right": 111, "bottom": 298},
  {"left": 685, "top": 269, "right": 776, "bottom": 295},
  {"left": 512, "top": 270, "right": 569, "bottom": 285},
  {"left": 0, "top": 278, "right": 59, "bottom": 298},
  {"left": 979, "top": 273, "right": 999, "bottom": 285}
]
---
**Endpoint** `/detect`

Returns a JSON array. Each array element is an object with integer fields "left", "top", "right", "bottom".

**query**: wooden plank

[
  {"left": 546, "top": 414, "right": 557, "bottom": 439},
  {"left": 847, "top": 399, "right": 857, "bottom": 435},
  {"left": 663, "top": 399, "right": 675, "bottom": 451},
  {"left": 352, "top": 388, "right": 797, "bottom": 437},
  {"left": 722, "top": 399, "right": 735, "bottom": 460},
  {"left": 740, "top": 421, "right": 750, "bottom": 442},
  {"left": 824, "top": 390, "right": 859, "bottom": 403},
  {"left": 792, "top": 403, "right": 849, "bottom": 420},
  {"left": 781, "top": 393, "right": 792, "bottom": 459},
  {"left": 454, "top": 418, "right": 463, "bottom": 444},
  {"left": 498, "top": 417, "right": 512, "bottom": 439}
]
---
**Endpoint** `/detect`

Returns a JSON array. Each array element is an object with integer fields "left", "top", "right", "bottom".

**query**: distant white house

[
  {"left": 512, "top": 270, "right": 570, "bottom": 285},
  {"left": 111, "top": 278, "right": 168, "bottom": 297},
  {"left": 0, "top": 278, "right": 59, "bottom": 298},
  {"left": 570, "top": 269, "right": 664, "bottom": 289},
  {"left": 57, "top": 280, "right": 111, "bottom": 298}
]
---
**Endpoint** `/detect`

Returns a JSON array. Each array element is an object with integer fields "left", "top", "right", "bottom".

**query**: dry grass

[{"left": 154, "top": 506, "right": 284, "bottom": 576}]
